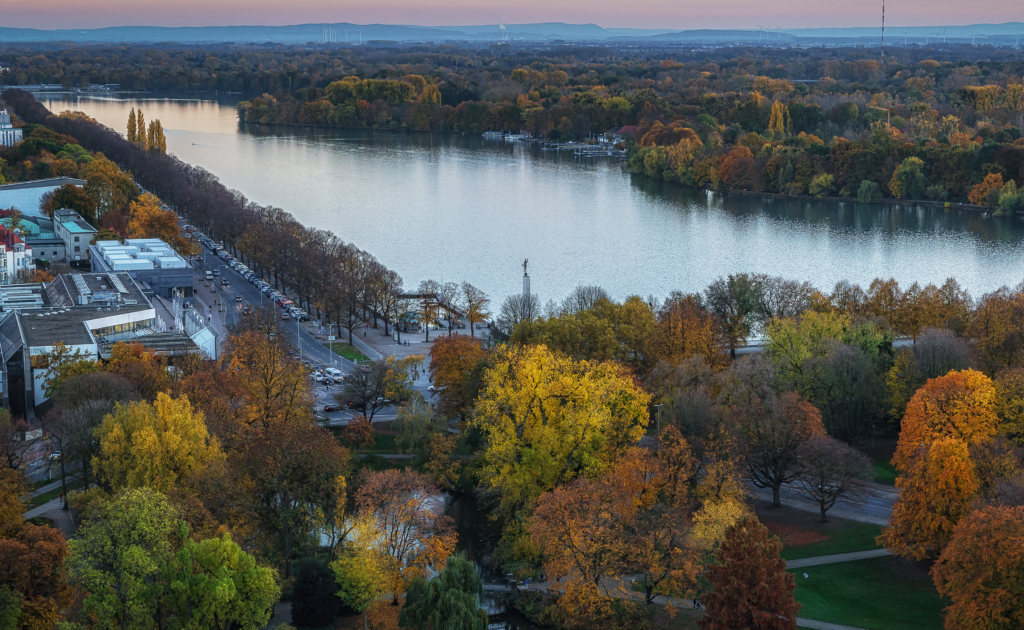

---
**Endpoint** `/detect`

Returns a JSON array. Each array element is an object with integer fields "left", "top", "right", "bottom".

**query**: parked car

[
  {"left": 48, "top": 451, "right": 61, "bottom": 461},
  {"left": 324, "top": 368, "right": 344, "bottom": 380}
]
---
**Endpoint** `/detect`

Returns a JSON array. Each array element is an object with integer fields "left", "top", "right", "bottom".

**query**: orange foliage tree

[
  {"left": 932, "top": 505, "right": 1024, "bottom": 630},
  {"left": 968, "top": 173, "right": 1005, "bottom": 206},
  {"left": 650, "top": 294, "right": 728, "bottom": 369},
  {"left": 698, "top": 515, "right": 799, "bottom": 630},
  {"left": 0, "top": 523, "right": 70, "bottom": 629},
  {"left": 880, "top": 438, "right": 979, "bottom": 560},
  {"left": 340, "top": 414, "right": 375, "bottom": 448},
  {"left": 105, "top": 341, "right": 171, "bottom": 401},
  {"left": 428, "top": 334, "right": 488, "bottom": 421},
  {"left": 893, "top": 369, "right": 999, "bottom": 472}
]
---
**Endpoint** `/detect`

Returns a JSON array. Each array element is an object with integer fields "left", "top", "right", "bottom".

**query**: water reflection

[{"left": 41, "top": 95, "right": 1024, "bottom": 303}]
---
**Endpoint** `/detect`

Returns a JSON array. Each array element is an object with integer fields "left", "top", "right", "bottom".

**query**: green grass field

[
  {"left": 324, "top": 341, "right": 370, "bottom": 362},
  {"left": 790, "top": 557, "right": 946, "bottom": 630},
  {"left": 30, "top": 478, "right": 85, "bottom": 506},
  {"left": 780, "top": 521, "right": 884, "bottom": 561},
  {"left": 873, "top": 461, "right": 898, "bottom": 486}
]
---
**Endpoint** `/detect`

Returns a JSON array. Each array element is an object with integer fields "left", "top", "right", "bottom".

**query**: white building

[
  {"left": 0, "top": 226, "right": 34, "bottom": 284},
  {"left": 0, "top": 110, "right": 22, "bottom": 147},
  {"left": 53, "top": 208, "right": 97, "bottom": 261}
]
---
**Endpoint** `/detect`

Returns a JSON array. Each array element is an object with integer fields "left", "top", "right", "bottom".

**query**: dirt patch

[{"left": 763, "top": 521, "right": 830, "bottom": 547}]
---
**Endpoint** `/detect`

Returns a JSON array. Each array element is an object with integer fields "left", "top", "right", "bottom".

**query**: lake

[{"left": 40, "top": 94, "right": 1024, "bottom": 305}]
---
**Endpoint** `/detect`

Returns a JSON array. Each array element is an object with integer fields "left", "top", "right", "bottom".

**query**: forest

[
  {"left": 5, "top": 42, "right": 1024, "bottom": 206},
  {"left": 3, "top": 78, "right": 1024, "bottom": 630}
]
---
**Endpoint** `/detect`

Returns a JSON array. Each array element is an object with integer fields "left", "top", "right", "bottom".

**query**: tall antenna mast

[{"left": 881, "top": 0, "right": 885, "bottom": 62}]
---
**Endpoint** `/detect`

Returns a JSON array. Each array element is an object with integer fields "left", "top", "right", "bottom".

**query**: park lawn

[
  {"left": 790, "top": 556, "right": 946, "bottom": 630},
  {"left": 324, "top": 341, "right": 370, "bottom": 362},
  {"left": 335, "top": 432, "right": 400, "bottom": 453},
  {"left": 873, "top": 461, "right": 898, "bottom": 486},
  {"left": 780, "top": 520, "right": 884, "bottom": 561},
  {"left": 30, "top": 478, "right": 85, "bottom": 506}
]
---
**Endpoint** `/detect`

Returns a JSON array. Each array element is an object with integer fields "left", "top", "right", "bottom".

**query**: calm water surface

[{"left": 42, "top": 95, "right": 1024, "bottom": 303}]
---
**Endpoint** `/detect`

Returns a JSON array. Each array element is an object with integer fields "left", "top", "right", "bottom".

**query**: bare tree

[
  {"left": 561, "top": 285, "right": 610, "bottom": 315},
  {"left": 914, "top": 327, "right": 972, "bottom": 379},
  {"left": 493, "top": 293, "right": 540, "bottom": 340},
  {"left": 461, "top": 282, "right": 490, "bottom": 337},
  {"left": 377, "top": 270, "right": 404, "bottom": 336},
  {"left": 0, "top": 412, "right": 31, "bottom": 471},
  {"left": 438, "top": 281, "right": 463, "bottom": 334},
  {"left": 417, "top": 279, "right": 442, "bottom": 342},
  {"left": 751, "top": 274, "right": 815, "bottom": 327},
  {"left": 335, "top": 359, "right": 391, "bottom": 421},
  {"left": 792, "top": 435, "right": 872, "bottom": 522}
]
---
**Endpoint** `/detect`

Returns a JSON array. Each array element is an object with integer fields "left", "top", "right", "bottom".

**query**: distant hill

[{"left": 0, "top": 21, "right": 1022, "bottom": 45}]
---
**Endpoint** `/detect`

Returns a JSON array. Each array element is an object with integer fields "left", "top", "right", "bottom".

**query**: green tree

[
  {"left": 37, "top": 341, "right": 100, "bottom": 400},
  {"left": 160, "top": 530, "right": 280, "bottom": 630},
  {"left": 889, "top": 157, "right": 928, "bottom": 199},
  {"left": 67, "top": 488, "right": 180, "bottom": 630},
  {"left": 705, "top": 274, "right": 760, "bottom": 359},
  {"left": 399, "top": 553, "right": 488, "bottom": 630},
  {"left": 0, "top": 585, "right": 20, "bottom": 630},
  {"left": 857, "top": 180, "right": 883, "bottom": 203}
]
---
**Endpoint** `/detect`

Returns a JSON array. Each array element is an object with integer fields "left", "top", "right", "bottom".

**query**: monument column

[{"left": 522, "top": 258, "right": 530, "bottom": 297}]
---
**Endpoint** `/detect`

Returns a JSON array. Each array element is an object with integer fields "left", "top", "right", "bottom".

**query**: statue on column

[{"left": 522, "top": 258, "right": 528, "bottom": 276}]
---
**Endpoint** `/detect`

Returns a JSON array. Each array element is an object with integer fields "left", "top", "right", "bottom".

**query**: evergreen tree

[
  {"left": 398, "top": 552, "right": 487, "bottom": 630},
  {"left": 698, "top": 516, "right": 799, "bottom": 630},
  {"left": 292, "top": 558, "right": 342, "bottom": 629}
]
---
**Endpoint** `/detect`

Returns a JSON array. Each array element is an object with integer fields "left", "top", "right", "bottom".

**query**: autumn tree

[
  {"left": 93, "top": 392, "right": 224, "bottom": 493},
  {"left": 127, "top": 193, "right": 189, "bottom": 254},
  {"left": 932, "top": 505, "right": 1024, "bottom": 630},
  {"left": 224, "top": 331, "right": 312, "bottom": 430},
  {"left": 893, "top": 369, "right": 999, "bottom": 472},
  {"left": 650, "top": 293, "right": 727, "bottom": 369},
  {"left": 37, "top": 341, "right": 100, "bottom": 400},
  {"left": 104, "top": 341, "right": 171, "bottom": 400},
  {"left": 969, "top": 173, "right": 1005, "bottom": 206},
  {"left": 0, "top": 468, "right": 28, "bottom": 536},
  {"left": 341, "top": 414, "right": 375, "bottom": 448},
  {"left": 792, "top": 435, "right": 872, "bottom": 522},
  {"left": 994, "top": 367, "right": 1024, "bottom": 444},
  {"left": 471, "top": 344, "right": 650, "bottom": 521},
  {"left": 126, "top": 108, "right": 138, "bottom": 142},
  {"left": 739, "top": 391, "right": 825, "bottom": 507},
  {"left": 355, "top": 469, "right": 457, "bottom": 601},
  {"left": 230, "top": 419, "right": 349, "bottom": 578},
  {"left": 331, "top": 539, "right": 385, "bottom": 630},
  {"left": 880, "top": 438, "right": 979, "bottom": 560},
  {"left": 45, "top": 182, "right": 97, "bottom": 222},
  {"left": 0, "top": 523, "right": 70, "bottom": 630},
  {"left": 428, "top": 334, "right": 488, "bottom": 420},
  {"left": 460, "top": 282, "right": 490, "bottom": 337},
  {"left": 0, "top": 411, "right": 31, "bottom": 472},
  {"left": 698, "top": 515, "right": 799, "bottom": 630},
  {"left": 889, "top": 156, "right": 928, "bottom": 199}
]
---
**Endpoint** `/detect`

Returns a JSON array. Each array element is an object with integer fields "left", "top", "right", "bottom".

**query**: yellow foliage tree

[
  {"left": 127, "top": 193, "right": 189, "bottom": 253},
  {"left": 93, "top": 392, "right": 224, "bottom": 493},
  {"left": 471, "top": 344, "right": 650, "bottom": 520}
]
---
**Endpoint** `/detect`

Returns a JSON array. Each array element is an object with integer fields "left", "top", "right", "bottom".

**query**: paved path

[
  {"left": 749, "top": 484, "right": 895, "bottom": 526},
  {"left": 787, "top": 549, "right": 893, "bottom": 569}
]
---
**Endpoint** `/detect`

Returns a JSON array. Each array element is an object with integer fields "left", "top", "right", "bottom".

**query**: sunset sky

[{"left": 4, "top": 0, "right": 1022, "bottom": 31}]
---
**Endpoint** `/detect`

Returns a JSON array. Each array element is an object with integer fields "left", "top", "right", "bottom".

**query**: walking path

[
  {"left": 512, "top": 546, "right": 892, "bottom": 630},
  {"left": 786, "top": 549, "right": 893, "bottom": 569}
]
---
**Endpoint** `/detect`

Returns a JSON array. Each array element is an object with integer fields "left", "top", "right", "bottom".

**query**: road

[
  {"left": 749, "top": 481, "right": 897, "bottom": 526},
  {"left": 190, "top": 242, "right": 437, "bottom": 417}
]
